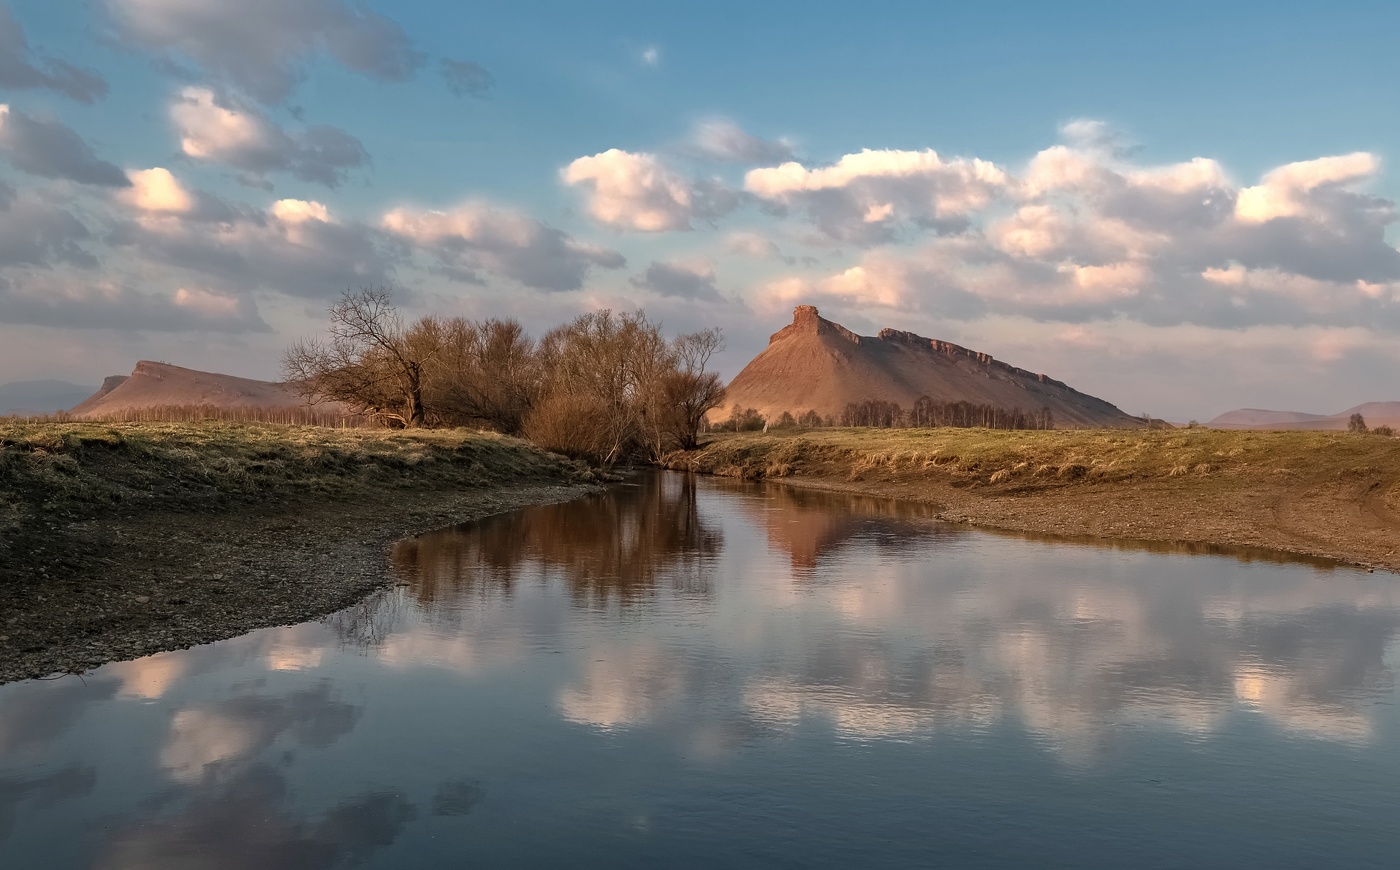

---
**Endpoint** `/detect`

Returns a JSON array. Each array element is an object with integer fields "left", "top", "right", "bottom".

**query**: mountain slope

[
  {"left": 69, "top": 361, "right": 315, "bottom": 418},
  {"left": 719, "top": 306, "right": 1140, "bottom": 428},
  {"left": 1208, "top": 402, "right": 1400, "bottom": 431}
]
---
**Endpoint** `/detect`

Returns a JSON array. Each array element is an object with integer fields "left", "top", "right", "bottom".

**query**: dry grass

[
  {"left": 0, "top": 421, "right": 587, "bottom": 537},
  {"left": 0, "top": 404, "right": 369, "bottom": 426},
  {"left": 665, "top": 426, "right": 1400, "bottom": 490}
]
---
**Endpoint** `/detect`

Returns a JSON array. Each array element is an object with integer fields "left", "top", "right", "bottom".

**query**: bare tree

[
  {"left": 1349, "top": 413, "right": 1369, "bottom": 433},
  {"left": 283, "top": 288, "right": 439, "bottom": 428},
  {"left": 639, "top": 327, "right": 726, "bottom": 455},
  {"left": 428, "top": 317, "right": 539, "bottom": 433}
]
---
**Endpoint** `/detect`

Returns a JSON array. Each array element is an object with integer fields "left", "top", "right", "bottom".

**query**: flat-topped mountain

[
  {"left": 718, "top": 306, "right": 1141, "bottom": 428},
  {"left": 1208, "top": 402, "right": 1400, "bottom": 431},
  {"left": 69, "top": 361, "right": 317, "bottom": 419}
]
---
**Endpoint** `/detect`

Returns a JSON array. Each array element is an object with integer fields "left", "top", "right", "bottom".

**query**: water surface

[{"left": 3, "top": 473, "right": 1399, "bottom": 868}]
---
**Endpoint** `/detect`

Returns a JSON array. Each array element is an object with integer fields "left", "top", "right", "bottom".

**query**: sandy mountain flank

[
  {"left": 718, "top": 306, "right": 1141, "bottom": 428},
  {"left": 1208, "top": 402, "right": 1400, "bottom": 431},
  {"left": 69, "top": 361, "right": 322, "bottom": 419}
]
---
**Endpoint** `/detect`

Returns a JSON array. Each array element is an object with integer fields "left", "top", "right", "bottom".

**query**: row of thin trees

[
  {"left": 283, "top": 288, "right": 727, "bottom": 464},
  {"left": 714, "top": 399, "right": 1055, "bottom": 432}
]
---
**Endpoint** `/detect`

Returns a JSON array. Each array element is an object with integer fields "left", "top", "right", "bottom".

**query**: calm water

[{"left": 3, "top": 474, "right": 1400, "bottom": 868}]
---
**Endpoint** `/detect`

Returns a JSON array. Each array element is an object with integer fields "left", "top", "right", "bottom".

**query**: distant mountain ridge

[
  {"left": 0, "top": 379, "right": 99, "bottom": 416},
  {"left": 69, "top": 361, "right": 322, "bottom": 419},
  {"left": 718, "top": 306, "right": 1141, "bottom": 428},
  {"left": 1208, "top": 402, "right": 1400, "bottom": 431}
]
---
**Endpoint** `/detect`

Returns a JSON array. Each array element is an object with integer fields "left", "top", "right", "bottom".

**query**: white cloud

[
  {"left": 106, "top": 0, "right": 422, "bottom": 104},
  {"left": 271, "top": 198, "right": 331, "bottom": 224},
  {"left": 171, "top": 86, "right": 368, "bottom": 187},
  {"left": 642, "top": 46, "right": 659, "bottom": 67},
  {"left": 562, "top": 149, "right": 738, "bottom": 232},
  {"left": 745, "top": 149, "right": 1013, "bottom": 243},
  {"left": 123, "top": 167, "right": 193, "bottom": 213},
  {"left": 382, "top": 202, "right": 625, "bottom": 291},
  {"left": 1235, "top": 152, "right": 1380, "bottom": 223}
]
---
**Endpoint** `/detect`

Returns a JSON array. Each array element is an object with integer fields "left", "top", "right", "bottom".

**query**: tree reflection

[{"left": 392, "top": 473, "right": 722, "bottom": 605}]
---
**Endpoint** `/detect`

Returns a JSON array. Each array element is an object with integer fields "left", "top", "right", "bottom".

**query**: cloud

[
  {"left": 106, "top": 171, "right": 396, "bottom": 298},
  {"left": 171, "top": 87, "right": 369, "bottom": 187},
  {"left": 382, "top": 201, "right": 625, "bottom": 291},
  {"left": 642, "top": 46, "right": 659, "bottom": 67},
  {"left": 1234, "top": 152, "right": 1380, "bottom": 224},
  {"left": 745, "top": 148, "right": 1014, "bottom": 243},
  {"left": 688, "top": 118, "right": 793, "bottom": 164},
  {"left": 0, "top": 7, "right": 107, "bottom": 103},
  {"left": 629, "top": 259, "right": 722, "bottom": 301},
  {"left": 0, "top": 194, "right": 98, "bottom": 269},
  {"left": 0, "top": 106, "right": 130, "bottom": 187},
  {"left": 440, "top": 58, "right": 493, "bottom": 98},
  {"left": 100, "top": 767, "right": 414, "bottom": 870},
  {"left": 744, "top": 122, "right": 1400, "bottom": 333},
  {"left": 561, "top": 149, "right": 738, "bottom": 232},
  {"left": 0, "top": 275, "right": 268, "bottom": 332},
  {"left": 726, "top": 231, "right": 789, "bottom": 261},
  {"left": 120, "top": 166, "right": 236, "bottom": 221},
  {"left": 105, "top": 0, "right": 423, "bottom": 103}
]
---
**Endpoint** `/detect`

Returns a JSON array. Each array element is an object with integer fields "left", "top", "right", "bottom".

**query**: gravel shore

[{"left": 0, "top": 482, "right": 595, "bottom": 684}]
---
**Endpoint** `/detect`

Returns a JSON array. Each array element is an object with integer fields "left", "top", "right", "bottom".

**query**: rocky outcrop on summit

[{"left": 717, "top": 306, "right": 1141, "bottom": 428}]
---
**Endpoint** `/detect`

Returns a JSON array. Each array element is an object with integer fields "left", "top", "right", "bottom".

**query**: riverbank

[
  {"left": 0, "top": 422, "right": 597, "bottom": 683},
  {"left": 664, "top": 428, "right": 1400, "bottom": 571}
]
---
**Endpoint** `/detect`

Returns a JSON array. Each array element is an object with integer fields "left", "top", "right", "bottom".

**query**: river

[{"left": 2, "top": 473, "right": 1398, "bottom": 868}]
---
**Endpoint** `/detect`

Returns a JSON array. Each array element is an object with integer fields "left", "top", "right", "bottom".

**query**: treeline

[
  {"left": 36, "top": 405, "right": 371, "bottom": 427},
  {"left": 714, "top": 398, "right": 1055, "bottom": 432},
  {"left": 284, "top": 288, "right": 726, "bottom": 465}
]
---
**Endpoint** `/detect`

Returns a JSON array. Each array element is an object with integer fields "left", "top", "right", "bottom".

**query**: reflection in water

[
  {"left": 2, "top": 473, "right": 1399, "bottom": 868},
  {"left": 97, "top": 766, "right": 416, "bottom": 870},
  {"left": 160, "top": 683, "right": 360, "bottom": 782},
  {"left": 716, "top": 478, "right": 953, "bottom": 574},
  {"left": 392, "top": 472, "right": 723, "bottom": 605}
]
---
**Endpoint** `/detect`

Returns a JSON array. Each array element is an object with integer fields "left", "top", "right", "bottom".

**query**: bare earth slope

[
  {"left": 1210, "top": 402, "right": 1400, "bottom": 431},
  {"left": 70, "top": 361, "right": 313, "bottom": 418},
  {"left": 718, "top": 306, "right": 1141, "bottom": 428}
]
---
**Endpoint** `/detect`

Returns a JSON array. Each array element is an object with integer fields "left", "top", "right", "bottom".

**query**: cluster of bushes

[
  {"left": 1349, "top": 414, "right": 1395, "bottom": 436},
  {"left": 285, "top": 289, "right": 726, "bottom": 465},
  {"left": 712, "top": 398, "right": 1055, "bottom": 432}
]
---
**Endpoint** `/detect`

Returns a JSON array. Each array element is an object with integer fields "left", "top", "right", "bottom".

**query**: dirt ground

[
  {"left": 724, "top": 465, "right": 1400, "bottom": 573},
  {"left": 667, "top": 428, "right": 1400, "bottom": 574},
  {"left": 0, "top": 482, "right": 594, "bottom": 685}
]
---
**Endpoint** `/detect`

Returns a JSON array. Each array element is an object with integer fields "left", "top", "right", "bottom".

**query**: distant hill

[
  {"left": 0, "top": 379, "right": 99, "bottom": 416},
  {"left": 69, "top": 361, "right": 326, "bottom": 419},
  {"left": 1208, "top": 402, "right": 1400, "bottom": 431},
  {"left": 717, "top": 306, "right": 1142, "bottom": 428}
]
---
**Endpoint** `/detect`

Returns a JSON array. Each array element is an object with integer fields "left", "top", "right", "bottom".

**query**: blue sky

[{"left": 2, "top": 0, "right": 1400, "bottom": 419}]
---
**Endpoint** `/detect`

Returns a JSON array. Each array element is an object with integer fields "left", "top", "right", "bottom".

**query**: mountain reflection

[
  {"left": 714, "top": 478, "right": 955, "bottom": 573},
  {"left": 392, "top": 472, "right": 723, "bottom": 605}
]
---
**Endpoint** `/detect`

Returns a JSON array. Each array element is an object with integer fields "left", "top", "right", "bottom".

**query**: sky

[{"left": 1, "top": 0, "right": 1399, "bottom": 421}]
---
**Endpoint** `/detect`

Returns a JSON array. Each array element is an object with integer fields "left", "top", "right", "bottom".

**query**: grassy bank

[
  {"left": 665, "top": 428, "right": 1400, "bottom": 569},
  {"left": 1, "top": 422, "right": 594, "bottom": 682},
  {"left": 1, "top": 421, "right": 588, "bottom": 532}
]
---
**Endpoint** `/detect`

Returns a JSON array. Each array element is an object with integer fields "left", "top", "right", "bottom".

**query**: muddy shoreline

[
  {"left": 667, "top": 429, "right": 1400, "bottom": 575},
  {"left": 1, "top": 482, "right": 596, "bottom": 685},
  {"left": 696, "top": 469, "right": 1400, "bottom": 574}
]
